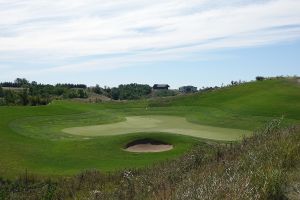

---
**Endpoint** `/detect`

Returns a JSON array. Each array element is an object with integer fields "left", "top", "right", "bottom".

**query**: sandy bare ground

[{"left": 125, "top": 144, "right": 173, "bottom": 152}]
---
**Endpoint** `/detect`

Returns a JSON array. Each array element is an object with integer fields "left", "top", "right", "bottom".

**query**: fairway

[{"left": 63, "top": 115, "right": 251, "bottom": 140}]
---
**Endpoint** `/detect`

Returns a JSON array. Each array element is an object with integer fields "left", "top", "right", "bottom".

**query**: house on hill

[
  {"left": 153, "top": 84, "right": 170, "bottom": 90},
  {"left": 179, "top": 86, "right": 197, "bottom": 93}
]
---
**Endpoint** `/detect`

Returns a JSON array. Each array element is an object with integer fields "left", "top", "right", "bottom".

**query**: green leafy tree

[
  {"left": 66, "top": 89, "right": 78, "bottom": 98},
  {"left": 78, "top": 89, "right": 87, "bottom": 98},
  {"left": 117, "top": 83, "right": 151, "bottom": 100},
  {"left": 29, "top": 96, "right": 39, "bottom": 106},
  {"left": 14, "top": 78, "right": 29, "bottom": 87},
  {"left": 4, "top": 90, "right": 17, "bottom": 105}
]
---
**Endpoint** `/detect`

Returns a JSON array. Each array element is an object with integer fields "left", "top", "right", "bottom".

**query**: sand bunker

[
  {"left": 124, "top": 139, "right": 173, "bottom": 153},
  {"left": 126, "top": 144, "right": 173, "bottom": 152}
]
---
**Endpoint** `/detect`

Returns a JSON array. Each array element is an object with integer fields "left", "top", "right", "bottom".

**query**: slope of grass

[
  {"left": 165, "top": 78, "right": 300, "bottom": 119},
  {"left": 0, "top": 78, "right": 299, "bottom": 178}
]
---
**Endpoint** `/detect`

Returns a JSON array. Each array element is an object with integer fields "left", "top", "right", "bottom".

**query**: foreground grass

[
  {"left": 0, "top": 131, "right": 198, "bottom": 178},
  {"left": 1, "top": 119, "right": 299, "bottom": 199}
]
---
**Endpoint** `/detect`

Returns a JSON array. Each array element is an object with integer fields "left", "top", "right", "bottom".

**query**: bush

[
  {"left": 256, "top": 76, "right": 265, "bottom": 81},
  {"left": 152, "top": 90, "right": 177, "bottom": 97},
  {"left": 0, "top": 86, "right": 3, "bottom": 97},
  {"left": 109, "top": 84, "right": 152, "bottom": 100},
  {"left": 4, "top": 90, "right": 18, "bottom": 105},
  {"left": 0, "top": 98, "right": 5, "bottom": 105},
  {"left": 93, "top": 84, "right": 103, "bottom": 95}
]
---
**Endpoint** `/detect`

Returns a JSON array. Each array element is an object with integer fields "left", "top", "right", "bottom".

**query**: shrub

[
  {"left": 256, "top": 76, "right": 265, "bottom": 81},
  {"left": 0, "top": 86, "right": 3, "bottom": 97}
]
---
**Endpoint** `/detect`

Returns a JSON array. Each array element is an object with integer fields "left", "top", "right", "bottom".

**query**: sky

[{"left": 0, "top": 0, "right": 300, "bottom": 88}]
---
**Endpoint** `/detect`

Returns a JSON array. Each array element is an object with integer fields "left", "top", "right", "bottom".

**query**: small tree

[
  {"left": 14, "top": 78, "right": 29, "bottom": 87},
  {"left": 78, "top": 89, "right": 87, "bottom": 98},
  {"left": 256, "top": 76, "right": 265, "bottom": 81},
  {"left": 66, "top": 90, "right": 78, "bottom": 98},
  {"left": 0, "top": 86, "right": 3, "bottom": 97},
  {"left": 4, "top": 90, "right": 17, "bottom": 105},
  {"left": 93, "top": 84, "right": 103, "bottom": 94},
  {"left": 19, "top": 88, "right": 29, "bottom": 105},
  {"left": 111, "top": 88, "right": 120, "bottom": 100}
]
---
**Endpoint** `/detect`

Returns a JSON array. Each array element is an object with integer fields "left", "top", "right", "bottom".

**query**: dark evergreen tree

[
  {"left": 93, "top": 84, "right": 103, "bottom": 94},
  {"left": 111, "top": 87, "right": 120, "bottom": 100},
  {"left": 256, "top": 76, "right": 265, "bottom": 81},
  {"left": 0, "top": 86, "right": 3, "bottom": 97}
]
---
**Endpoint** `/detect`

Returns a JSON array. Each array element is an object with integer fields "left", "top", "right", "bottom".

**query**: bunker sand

[
  {"left": 63, "top": 115, "right": 251, "bottom": 141},
  {"left": 125, "top": 144, "right": 173, "bottom": 152}
]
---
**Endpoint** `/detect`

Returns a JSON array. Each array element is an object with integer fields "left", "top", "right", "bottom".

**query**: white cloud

[{"left": 0, "top": 0, "right": 300, "bottom": 75}]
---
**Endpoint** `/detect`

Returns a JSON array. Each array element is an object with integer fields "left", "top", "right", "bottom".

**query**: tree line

[
  {"left": 0, "top": 79, "right": 154, "bottom": 106},
  {"left": 0, "top": 79, "right": 88, "bottom": 106},
  {"left": 94, "top": 83, "right": 152, "bottom": 100},
  {"left": 1, "top": 79, "right": 87, "bottom": 89}
]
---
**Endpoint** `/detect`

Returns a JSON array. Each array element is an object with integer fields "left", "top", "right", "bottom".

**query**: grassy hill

[
  {"left": 148, "top": 78, "right": 300, "bottom": 129},
  {"left": 0, "top": 77, "right": 299, "bottom": 178},
  {"left": 168, "top": 78, "right": 300, "bottom": 119}
]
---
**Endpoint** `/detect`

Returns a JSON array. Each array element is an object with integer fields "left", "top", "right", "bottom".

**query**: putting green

[{"left": 63, "top": 115, "right": 251, "bottom": 141}]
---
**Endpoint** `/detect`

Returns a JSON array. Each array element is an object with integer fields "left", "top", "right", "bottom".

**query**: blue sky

[{"left": 0, "top": 0, "right": 300, "bottom": 88}]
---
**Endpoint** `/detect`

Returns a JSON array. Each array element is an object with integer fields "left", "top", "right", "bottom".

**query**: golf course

[
  {"left": 2, "top": 0, "right": 300, "bottom": 198},
  {"left": 0, "top": 78, "right": 300, "bottom": 179}
]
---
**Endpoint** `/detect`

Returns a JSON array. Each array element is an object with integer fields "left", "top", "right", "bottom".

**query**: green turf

[
  {"left": 0, "top": 78, "right": 299, "bottom": 178},
  {"left": 62, "top": 115, "right": 251, "bottom": 140}
]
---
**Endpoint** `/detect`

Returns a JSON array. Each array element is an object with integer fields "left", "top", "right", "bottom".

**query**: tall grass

[{"left": 1, "top": 119, "right": 299, "bottom": 199}]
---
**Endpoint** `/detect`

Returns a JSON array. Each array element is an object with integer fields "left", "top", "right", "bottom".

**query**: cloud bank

[{"left": 0, "top": 0, "right": 300, "bottom": 75}]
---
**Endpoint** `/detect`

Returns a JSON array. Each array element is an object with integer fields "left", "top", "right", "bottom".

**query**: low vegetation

[
  {"left": 108, "top": 83, "right": 152, "bottom": 100},
  {"left": 151, "top": 89, "right": 178, "bottom": 97}
]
